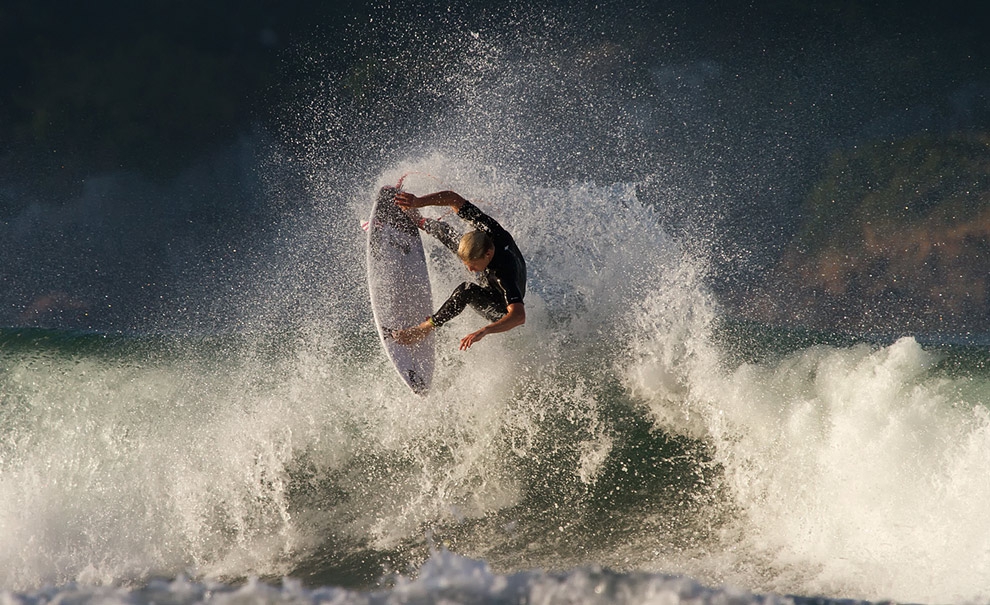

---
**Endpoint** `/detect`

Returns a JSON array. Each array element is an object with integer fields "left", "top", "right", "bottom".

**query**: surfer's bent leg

[{"left": 431, "top": 282, "right": 506, "bottom": 328}]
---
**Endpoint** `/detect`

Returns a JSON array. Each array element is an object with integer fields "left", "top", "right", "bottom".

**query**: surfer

[{"left": 391, "top": 190, "right": 526, "bottom": 350}]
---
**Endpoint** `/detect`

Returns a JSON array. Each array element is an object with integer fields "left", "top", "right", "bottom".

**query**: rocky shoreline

[{"left": 734, "top": 133, "right": 990, "bottom": 335}]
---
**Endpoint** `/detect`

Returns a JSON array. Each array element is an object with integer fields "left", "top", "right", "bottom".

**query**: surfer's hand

[
  {"left": 394, "top": 191, "right": 422, "bottom": 208},
  {"left": 459, "top": 328, "right": 487, "bottom": 350}
]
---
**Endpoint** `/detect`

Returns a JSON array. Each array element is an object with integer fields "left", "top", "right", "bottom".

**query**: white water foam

[
  {"left": 629, "top": 323, "right": 990, "bottom": 602},
  {"left": 0, "top": 549, "right": 846, "bottom": 605},
  {"left": 0, "top": 164, "right": 705, "bottom": 592},
  {"left": 5, "top": 150, "right": 990, "bottom": 605}
]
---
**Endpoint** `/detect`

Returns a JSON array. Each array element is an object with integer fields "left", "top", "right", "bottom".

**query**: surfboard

[{"left": 366, "top": 186, "right": 435, "bottom": 395}]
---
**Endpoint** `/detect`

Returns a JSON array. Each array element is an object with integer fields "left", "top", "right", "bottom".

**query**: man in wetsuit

[{"left": 391, "top": 190, "right": 526, "bottom": 350}]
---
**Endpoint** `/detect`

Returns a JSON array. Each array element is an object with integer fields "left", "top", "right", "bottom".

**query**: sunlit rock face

[{"left": 741, "top": 133, "right": 990, "bottom": 335}]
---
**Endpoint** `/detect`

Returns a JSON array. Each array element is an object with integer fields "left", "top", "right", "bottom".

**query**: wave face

[
  {"left": 2, "top": 4, "right": 990, "bottom": 605},
  {"left": 4, "top": 174, "right": 990, "bottom": 604}
]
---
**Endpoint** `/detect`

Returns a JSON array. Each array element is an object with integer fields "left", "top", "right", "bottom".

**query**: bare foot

[{"left": 390, "top": 319, "right": 434, "bottom": 345}]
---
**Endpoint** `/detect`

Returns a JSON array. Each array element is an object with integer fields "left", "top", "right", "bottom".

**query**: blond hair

[{"left": 457, "top": 230, "right": 494, "bottom": 261}]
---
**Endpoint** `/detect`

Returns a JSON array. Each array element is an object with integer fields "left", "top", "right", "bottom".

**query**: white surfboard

[{"left": 366, "top": 186, "right": 435, "bottom": 395}]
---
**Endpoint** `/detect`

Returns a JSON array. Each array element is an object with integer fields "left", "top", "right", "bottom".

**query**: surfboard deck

[{"left": 366, "top": 186, "right": 435, "bottom": 395}]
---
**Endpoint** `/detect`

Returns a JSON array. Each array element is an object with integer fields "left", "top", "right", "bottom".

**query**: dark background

[
  {"left": 3, "top": 1, "right": 987, "bottom": 182},
  {"left": 2, "top": 0, "right": 988, "bottom": 332}
]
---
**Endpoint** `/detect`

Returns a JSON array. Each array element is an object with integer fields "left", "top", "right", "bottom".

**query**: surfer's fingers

[
  {"left": 395, "top": 193, "right": 426, "bottom": 209},
  {"left": 459, "top": 330, "right": 483, "bottom": 350}
]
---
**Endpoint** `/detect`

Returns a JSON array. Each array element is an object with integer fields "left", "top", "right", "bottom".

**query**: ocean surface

[
  {"left": 3, "top": 3, "right": 990, "bottom": 604},
  {"left": 4, "top": 183, "right": 990, "bottom": 604}
]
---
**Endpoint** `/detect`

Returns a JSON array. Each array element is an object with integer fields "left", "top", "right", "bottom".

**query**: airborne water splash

[
  {"left": 0, "top": 169, "right": 719, "bottom": 589},
  {"left": 6, "top": 154, "right": 990, "bottom": 603},
  {"left": 2, "top": 4, "right": 990, "bottom": 605}
]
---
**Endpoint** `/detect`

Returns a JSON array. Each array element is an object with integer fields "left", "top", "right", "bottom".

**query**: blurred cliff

[{"left": 736, "top": 133, "right": 990, "bottom": 335}]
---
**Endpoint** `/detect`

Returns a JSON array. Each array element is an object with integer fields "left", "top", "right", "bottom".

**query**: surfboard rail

[{"left": 366, "top": 186, "right": 435, "bottom": 395}]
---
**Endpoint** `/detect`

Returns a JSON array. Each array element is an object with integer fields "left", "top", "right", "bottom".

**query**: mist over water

[{"left": 2, "top": 4, "right": 990, "bottom": 605}]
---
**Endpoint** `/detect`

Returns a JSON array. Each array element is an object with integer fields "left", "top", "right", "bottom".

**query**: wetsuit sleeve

[
  {"left": 421, "top": 218, "right": 460, "bottom": 253},
  {"left": 457, "top": 201, "right": 510, "bottom": 238},
  {"left": 496, "top": 273, "right": 525, "bottom": 306}
]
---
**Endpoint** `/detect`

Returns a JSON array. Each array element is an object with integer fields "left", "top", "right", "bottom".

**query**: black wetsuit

[{"left": 421, "top": 201, "right": 526, "bottom": 327}]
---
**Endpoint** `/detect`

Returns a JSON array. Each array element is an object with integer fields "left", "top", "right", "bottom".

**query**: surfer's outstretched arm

[
  {"left": 460, "top": 303, "right": 525, "bottom": 350},
  {"left": 395, "top": 190, "right": 466, "bottom": 212},
  {"left": 419, "top": 218, "right": 460, "bottom": 252},
  {"left": 395, "top": 190, "right": 466, "bottom": 252},
  {"left": 396, "top": 190, "right": 511, "bottom": 243}
]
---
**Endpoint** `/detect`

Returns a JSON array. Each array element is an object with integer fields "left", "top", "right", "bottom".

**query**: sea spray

[
  {"left": 6, "top": 161, "right": 990, "bottom": 603},
  {"left": 629, "top": 329, "right": 990, "bottom": 602},
  {"left": 0, "top": 168, "right": 720, "bottom": 592},
  {"left": 3, "top": 4, "right": 989, "bottom": 603}
]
